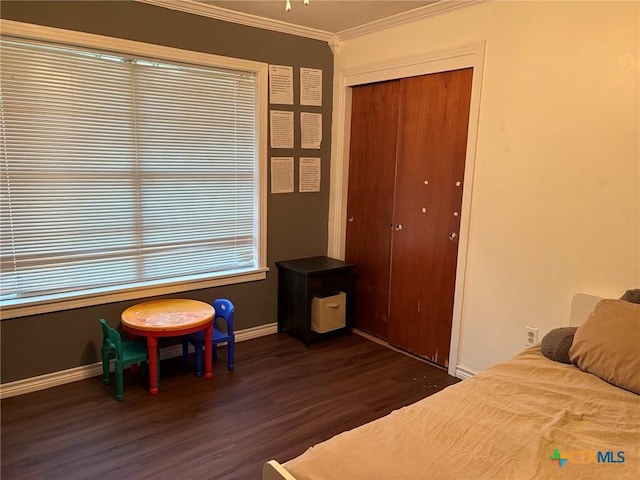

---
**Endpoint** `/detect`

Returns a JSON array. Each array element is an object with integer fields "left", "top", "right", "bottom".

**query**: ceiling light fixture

[{"left": 285, "top": 0, "right": 309, "bottom": 12}]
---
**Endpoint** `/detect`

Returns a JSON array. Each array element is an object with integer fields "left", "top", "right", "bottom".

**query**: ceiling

[{"left": 197, "top": 0, "right": 440, "bottom": 34}]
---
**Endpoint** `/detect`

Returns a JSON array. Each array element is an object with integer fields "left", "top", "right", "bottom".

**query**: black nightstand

[{"left": 276, "top": 256, "right": 355, "bottom": 346}]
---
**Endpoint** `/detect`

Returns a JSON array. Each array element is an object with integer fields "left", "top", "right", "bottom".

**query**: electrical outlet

[{"left": 525, "top": 326, "right": 539, "bottom": 348}]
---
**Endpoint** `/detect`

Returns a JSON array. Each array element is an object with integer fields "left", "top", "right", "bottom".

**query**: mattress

[{"left": 283, "top": 346, "right": 640, "bottom": 479}]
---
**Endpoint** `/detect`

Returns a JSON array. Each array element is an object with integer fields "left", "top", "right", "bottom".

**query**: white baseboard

[
  {"left": 0, "top": 322, "right": 277, "bottom": 399},
  {"left": 454, "top": 365, "right": 477, "bottom": 379}
]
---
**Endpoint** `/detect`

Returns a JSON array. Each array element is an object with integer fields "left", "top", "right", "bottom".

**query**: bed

[{"left": 263, "top": 293, "right": 640, "bottom": 480}]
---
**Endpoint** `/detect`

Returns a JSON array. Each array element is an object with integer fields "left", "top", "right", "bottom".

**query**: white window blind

[{"left": 0, "top": 36, "right": 260, "bottom": 309}]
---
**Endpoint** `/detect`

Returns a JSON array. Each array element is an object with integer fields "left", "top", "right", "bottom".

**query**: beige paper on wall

[
  {"left": 300, "top": 67, "right": 322, "bottom": 106},
  {"left": 271, "top": 157, "right": 294, "bottom": 194},
  {"left": 299, "top": 157, "right": 321, "bottom": 192},
  {"left": 270, "top": 110, "right": 294, "bottom": 149},
  {"left": 269, "top": 65, "right": 293, "bottom": 105},
  {"left": 300, "top": 112, "right": 322, "bottom": 149}
]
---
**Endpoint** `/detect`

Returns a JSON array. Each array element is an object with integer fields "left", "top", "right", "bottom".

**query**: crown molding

[
  {"left": 137, "top": 0, "right": 333, "bottom": 41},
  {"left": 138, "top": 0, "right": 487, "bottom": 44},
  {"left": 333, "top": 0, "right": 489, "bottom": 42}
]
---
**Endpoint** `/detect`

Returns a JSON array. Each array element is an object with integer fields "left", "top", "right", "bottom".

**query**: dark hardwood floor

[{"left": 1, "top": 333, "right": 459, "bottom": 480}]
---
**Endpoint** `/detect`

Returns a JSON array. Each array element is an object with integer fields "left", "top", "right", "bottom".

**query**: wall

[
  {"left": 0, "top": 1, "right": 333, "bottom": 382},
  {"left": 332, "top": 0, "right": 639, "bottom": 372}
]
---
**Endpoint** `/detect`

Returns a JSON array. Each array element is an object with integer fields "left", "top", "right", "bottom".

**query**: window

[{"left": 0, "top": 22, "right": 267, "bottom": 318}]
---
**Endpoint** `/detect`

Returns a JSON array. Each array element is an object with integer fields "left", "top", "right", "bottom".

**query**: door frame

[{"left": 327, "top": 42, "right": 486, "bottom": 377}]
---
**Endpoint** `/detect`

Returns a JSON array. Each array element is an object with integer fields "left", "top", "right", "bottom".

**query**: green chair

[{"left": 99, "top": 319, "right": 149, "bottom": 401}]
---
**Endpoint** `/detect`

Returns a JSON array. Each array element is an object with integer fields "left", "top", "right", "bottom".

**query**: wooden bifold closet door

[{"left": 345, "top": 68, "right": 473, "bottom": 367}]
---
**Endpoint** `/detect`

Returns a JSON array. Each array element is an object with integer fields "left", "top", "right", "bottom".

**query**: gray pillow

[
  {"left": 541, "top": 327, "right": 577, "bottom": 364},
  {"left": 620, "top": 289, "right": 640, "bottom": 304}
]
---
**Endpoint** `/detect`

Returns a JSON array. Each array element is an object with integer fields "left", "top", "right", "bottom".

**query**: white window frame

[{"left": 0, "top": 20, "right": 268, "bottom": 319}]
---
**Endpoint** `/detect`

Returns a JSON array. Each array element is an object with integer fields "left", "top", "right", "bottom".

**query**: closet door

[
  {"left": 387, "top": 68, "right": 473, "bottom": 366},
  {"left": 345, "top": 80, "right": 399, "bottom": 339}
]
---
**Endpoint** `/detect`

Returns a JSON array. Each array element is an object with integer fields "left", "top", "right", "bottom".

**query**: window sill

[{"left": 0, "top": 267, "right": 269, "bottom": 320}]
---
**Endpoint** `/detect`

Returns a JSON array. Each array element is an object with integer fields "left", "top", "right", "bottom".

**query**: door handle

[
  {"left": 348, "top": 216, "right": 354, "bottom": 223},
  {"left": 395, "top": 224, "right": 403, "bottom": 231},
  {"left": 449, "top": 232, "right": 458, "bottom": 241}
]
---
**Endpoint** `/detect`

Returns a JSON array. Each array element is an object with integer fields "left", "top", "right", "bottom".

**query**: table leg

[
  {"left": 204, "top": 323, "right": 213, "bottom": 379},
  {"left": 147, "top": 336, "right": 159, "bottom": 395}
]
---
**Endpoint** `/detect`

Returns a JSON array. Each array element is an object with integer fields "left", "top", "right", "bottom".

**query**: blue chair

[
  {"left": 99, "top": 319, "right": 150, "bottom": 401},
  {"left": 182, "top": 299, "right": 235, "bottom": 377}
]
